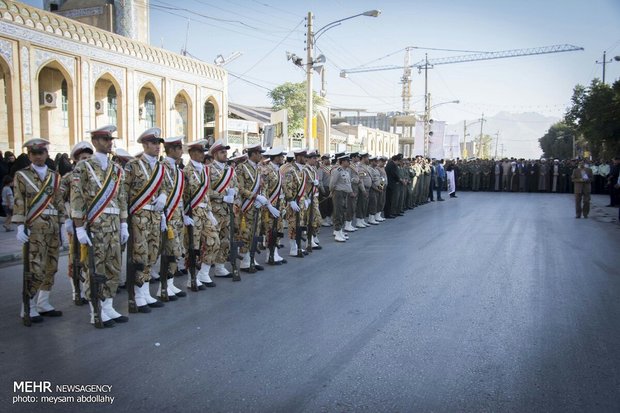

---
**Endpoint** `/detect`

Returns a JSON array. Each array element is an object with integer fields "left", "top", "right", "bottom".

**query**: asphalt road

[{"left": 1, "top": 192, "right": 619, "bottom": 413}]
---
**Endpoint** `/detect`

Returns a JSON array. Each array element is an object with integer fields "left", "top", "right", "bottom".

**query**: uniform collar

[{"left": 190, "top": 159, "right": 203, "bottom": 170}]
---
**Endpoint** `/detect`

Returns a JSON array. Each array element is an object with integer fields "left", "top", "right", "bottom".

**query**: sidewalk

[{"left": 0, "top": 225, "right": 68, "bottom": 263}]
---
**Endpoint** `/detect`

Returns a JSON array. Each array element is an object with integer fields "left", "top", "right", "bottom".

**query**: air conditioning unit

[
  {"left": 138, "top": 105, "right": 145, "bottom": 120},
  {"left": 94, "top": 100, "right": 105, "bottom": 114},
  {"left": 39, "top": 91, "right": 57, "bottom": 108}
]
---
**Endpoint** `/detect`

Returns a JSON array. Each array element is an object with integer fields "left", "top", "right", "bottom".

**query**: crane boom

[{"left": 340, "top": 44, "right": 584, "bottom": 76}]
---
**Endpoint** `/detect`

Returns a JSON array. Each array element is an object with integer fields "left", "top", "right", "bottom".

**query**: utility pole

[
  {"left": 596, "top": 51, "right": 610, "bottom": 84},
  {"left": 494, "top": 131, "right": 500, "bottom": 159},
  {"left": 477, "top": 113, "right": 485, "bottom": 158},
  {"left": 306, "top": 12, "right": 314, "bottom": 150},
  {"left": 423, "top": 53, "right": 430, "bottom": 157},
  {"left": 463, "top": 120, "right": 468, "bottom": 158}
]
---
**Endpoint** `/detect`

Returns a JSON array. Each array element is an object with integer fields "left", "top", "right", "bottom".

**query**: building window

[
  {"left": 107, "top": 86, "right": 117, "bottom": 126},
  {"left": 61, "top": 80, "right": 68, "bottom": 128},
  {"left": 144, "top": 91, "right": 156, "bottom": 128}
]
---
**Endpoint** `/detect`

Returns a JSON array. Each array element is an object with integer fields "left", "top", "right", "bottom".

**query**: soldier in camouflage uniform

[
  {"left": 183, "top": 139, "right": 218, "bottom": 288},
  {"left": 124, "top": 128, "right": 167, "bottom": 313},
  {"left": 318, "top": 154, "right": 333, "bottom": 227},
  {"left": 235, "top": 144, "right": 270, "bottom": 271},
  {"left": 283, "top": 149, "right": 309, "bottom": 256},
  {"left": 260, "top": 147, "right": 287, "bottom": 264},
  {"left": 345, "top": 152, "right": 361, "bottom": 232},
  {"left": 61, "top": 141, "right": 93, "bottom": 305},
  {"left": 70, "top": 125, "right": 129, "bottom": 327},
  {"left": 303, "top": 150, "right": 322, "bottom": 248},
  {"left": 14, "top": 138, "right": 67, "bottom": 323},
  {"left": 154, "top": 136, "right": 191, "bottom": 298},
  {"left": 356, "top": 153, "right": 372, "bottom": 228},
  {"left": 376, "top": 157, "right": 387, "bottom": 221},
  {"left": 367, "top": 156, "right": 383, "bottom": 224},
  {"left": 207, "top": 140, "right": 236, "bottom": 278}
]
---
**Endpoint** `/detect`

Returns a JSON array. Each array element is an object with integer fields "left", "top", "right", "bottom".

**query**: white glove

[
  {"left": 160, "top": 213, "right": 167, "bottom": 232},
  {"left": 153, "top": 193, "right": 167, "bottom": 212},
  {"left": 267, "top": 204, "right": 280, "bottom": 218},
  {"left": 75, "top": 226, "right": 92, "bottom": 246},
  {"left": 226, "top": 188, "right": 237, "bottom": 197},
  {"left": 60, "top": 224, "right": 69, "bottom": 246},
  {"left": 207, "top": 211, "right": 218, "bottom": 227},
  {"left": 120, "top": 222, "right": 129, "bottom": 245},
  {"left": 223, "top": 194, "right": 234, "bottom": 204},
  {"left": 65, "top": 218, "right": 73, "bottom": 235},
  {"left": 183, "top": 215, "right": 194, "bottom": 226},
  {"left": 16, "top": 225, "right": 29, "bottom": 244},
  {"left": 304, "top": 199, "right": 311, "bottom": 209},
  {"left": 255, "top": 194, "right": 268, "bottom": 206},
  {"left": 289, "top": 200, "right": 300, "bottom": 212},
  {"left": 313, "top": 179, "right": 319, "bottom": 186}
]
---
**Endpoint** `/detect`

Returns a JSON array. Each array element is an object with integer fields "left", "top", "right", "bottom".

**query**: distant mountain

[{"left": 446, "top": 112, "right": 560, "bottom": 159}]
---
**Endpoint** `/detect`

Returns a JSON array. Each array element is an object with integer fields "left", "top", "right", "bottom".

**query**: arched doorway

[
  {"left": 37, "top": 61, "right": 75, "bottom": 153},
  {"left": 0, "top": 56, "right": 14, "bottom": 152},
  {"left": 138, "top": 83, "right": 161, "bottom": 133},
  {"left": 203, "top": 98, "right": 219, "bottom": 144},
  {"left": 94, "top": 74, "right": 122, "bottom": 132},
  {"left": 173, "top": 90, "right": 192, "bottom": 140}
]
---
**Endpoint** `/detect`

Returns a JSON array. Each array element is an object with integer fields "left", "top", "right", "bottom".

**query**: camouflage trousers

[
  {"left": 131, "top": 210, "right": 161, "bottom": 285},
  {"left": 186, "top": 206, "right": 220, "bottom": 266},
  {"left": 236, "top": 207, "right": 261, "bottom": 254},
  {"left": 25, "top": 219, "right": 60, "bottom": 297},
  {"left": 286, "top": 201, "right": 308, "bottom": 239},
  {"left": 162, "top": 211, "right": 184, "bottom": 276},
  {"left": 261, "top": 203, "right": 284, "bottom": 248},
  {"left": 309, "top": 195, "right": 321, "bottom": 233},
  {"left": 204, "top": 200, "right": 230, "bottom": 264},
  {"left": 82, "top": 216, "right": 121, "bottom": 299},
  {"left": 378, "top": 188, "right": 386, "bottom": 213},
  {"left": 368, "top": 188, "right": 379, "bottom": 215}
]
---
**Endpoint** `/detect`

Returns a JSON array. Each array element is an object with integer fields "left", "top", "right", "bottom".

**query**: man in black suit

[{"left": 607, "top": 157, "right": 620, "bottom": 207}]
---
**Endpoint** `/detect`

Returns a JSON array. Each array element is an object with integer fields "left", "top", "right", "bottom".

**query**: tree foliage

[
  {"left": 564, "top": 79, "right": 620, "bottom": 159},
  {"left": 268, "top": 82, "right": 325, "bottom": 133},
  {"left": 538, "top": 122, "right": 577, "bottom": 160}
]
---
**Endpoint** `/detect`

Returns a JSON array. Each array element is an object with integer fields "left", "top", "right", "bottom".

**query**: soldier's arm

[
  {"left": 118, "top": 167, "right": 127, "bottom": 222},
  {"left": 12, "top": 173, "right": 26, "bottom": 224},
  {"left": 70, "top": 163, "right": 87, "bottom": 228},
  {"left": 235, "top": 166, "right": 252, "bottom": 200},
  {"left": 329, "top": 169, "right": 338, "bottom": 192},
  {"left": 283, "top": 172, "right": 296, "bottom": 201},
  {"left": 54, "top": 173, "right": 66, "bottom": 224}
]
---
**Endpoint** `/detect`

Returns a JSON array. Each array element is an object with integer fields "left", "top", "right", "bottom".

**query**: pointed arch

[
  {"left": 173, "top": 89, "right": 193, "bottom": 141},
  {"left": 0, "top": 55, "right": 14, "bottom": 151},
  {"left": 203, "top": 96, "right": 220, "bottom": 143},
  {"left": 138, "top": 81, "right": 161, "bottom": 134},
  {"left": 94, "top": 72, "right": 123, "bottom": 133}
]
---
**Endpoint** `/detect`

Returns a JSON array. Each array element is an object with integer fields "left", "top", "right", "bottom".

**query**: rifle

[
  {"left": 248, "top": 206, "right": 263, "bottom": 273},
  {"left": 186, "top": 207, "right": 198, "bottom": 292},
  {"left": 228, "top": 205, "right": 244, "bottom": 282},
  {"left": 267, "top": 200, "right": 283, "bottom": 265},
  {"left": 22, "top": 227, "right": 32, "bottom": 327},
  {"left": 72, "top": 227, "right": 84, "bottom": 306},
  {"left": 306, "top": 187, "right": 315, "bottom": 253},
  {"left": 125, "top": 215, "right": 143, "bottom": 313},
  {"left": 158, "top": 227, "right": 170, "bottom": 302},
  {"left": 295, "top": 208, "right": 307, "bottom": 258},
  {"left": 86, "top": 227, "right": 107, "bottom": 328}
]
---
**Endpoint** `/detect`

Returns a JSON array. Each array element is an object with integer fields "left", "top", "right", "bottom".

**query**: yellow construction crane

[{"left": 340, "top": 44, "right": 584, "bottom": 156}]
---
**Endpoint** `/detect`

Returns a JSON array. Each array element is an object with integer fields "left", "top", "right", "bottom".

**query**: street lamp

[
  {"left": 422, "top": 96, "right": 459, "bottom": 157},
  {"left": 303, "top": 10, "right": 381, "bottom": 150}
]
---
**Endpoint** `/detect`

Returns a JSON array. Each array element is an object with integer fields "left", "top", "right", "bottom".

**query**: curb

[{"left": 0, "top": 246, "right": 69, "bottom": 265}]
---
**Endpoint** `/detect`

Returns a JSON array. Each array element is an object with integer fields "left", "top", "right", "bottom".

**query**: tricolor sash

[
  {"left": 212, "top": 166, "right": 235, "bottom": 194},
  {"left": 165, "top": 166, "right": 185, "bottom": 221},
  {"left": 129, "top": 161, "right": 165, "bottom": 214},
  {"left": 267, "top": 169, "right": 282, "bottom": 205},
  {"left": 240, "top": 164, "right": 261, "bottom": 213},
  {"left": 294, "top": 167, "right": 307, "bottom": 203},
  {"left": 184, "top": 167, "right": 209, "bottom": 215},
  {"left": 305, "top": 167, "right": 319, "bottom": 196},
  {"left": 86, "top": 163, "right": 122, "bottom": 224},
  {"left": 19, "top": 169, "right": 59, "bottom": 226}
]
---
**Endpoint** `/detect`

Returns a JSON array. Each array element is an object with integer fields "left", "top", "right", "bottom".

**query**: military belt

[
  {"left": 41, "top": 208, "right": 58, "bottom": 216},
  {"left": 197, "top": 203, "right": 209, "bottom": 208},
  {"left": 102, "top": 207, "right": 120, "bottom": 215}
]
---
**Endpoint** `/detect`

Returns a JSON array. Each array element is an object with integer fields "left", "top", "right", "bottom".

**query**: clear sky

[{"left": 23, "top": 0, "right": 620, "bottom": 157}]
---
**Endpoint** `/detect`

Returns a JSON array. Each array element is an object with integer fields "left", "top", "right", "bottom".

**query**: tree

[
  {"left": 564, "top": 79, "right": 620, "bottom": 159},
  {"left": 268, "top": 82, "right": 325, "bottom": 134},
  {"left": 538, "top": 122, "right": 576, "bottom": 159}
]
